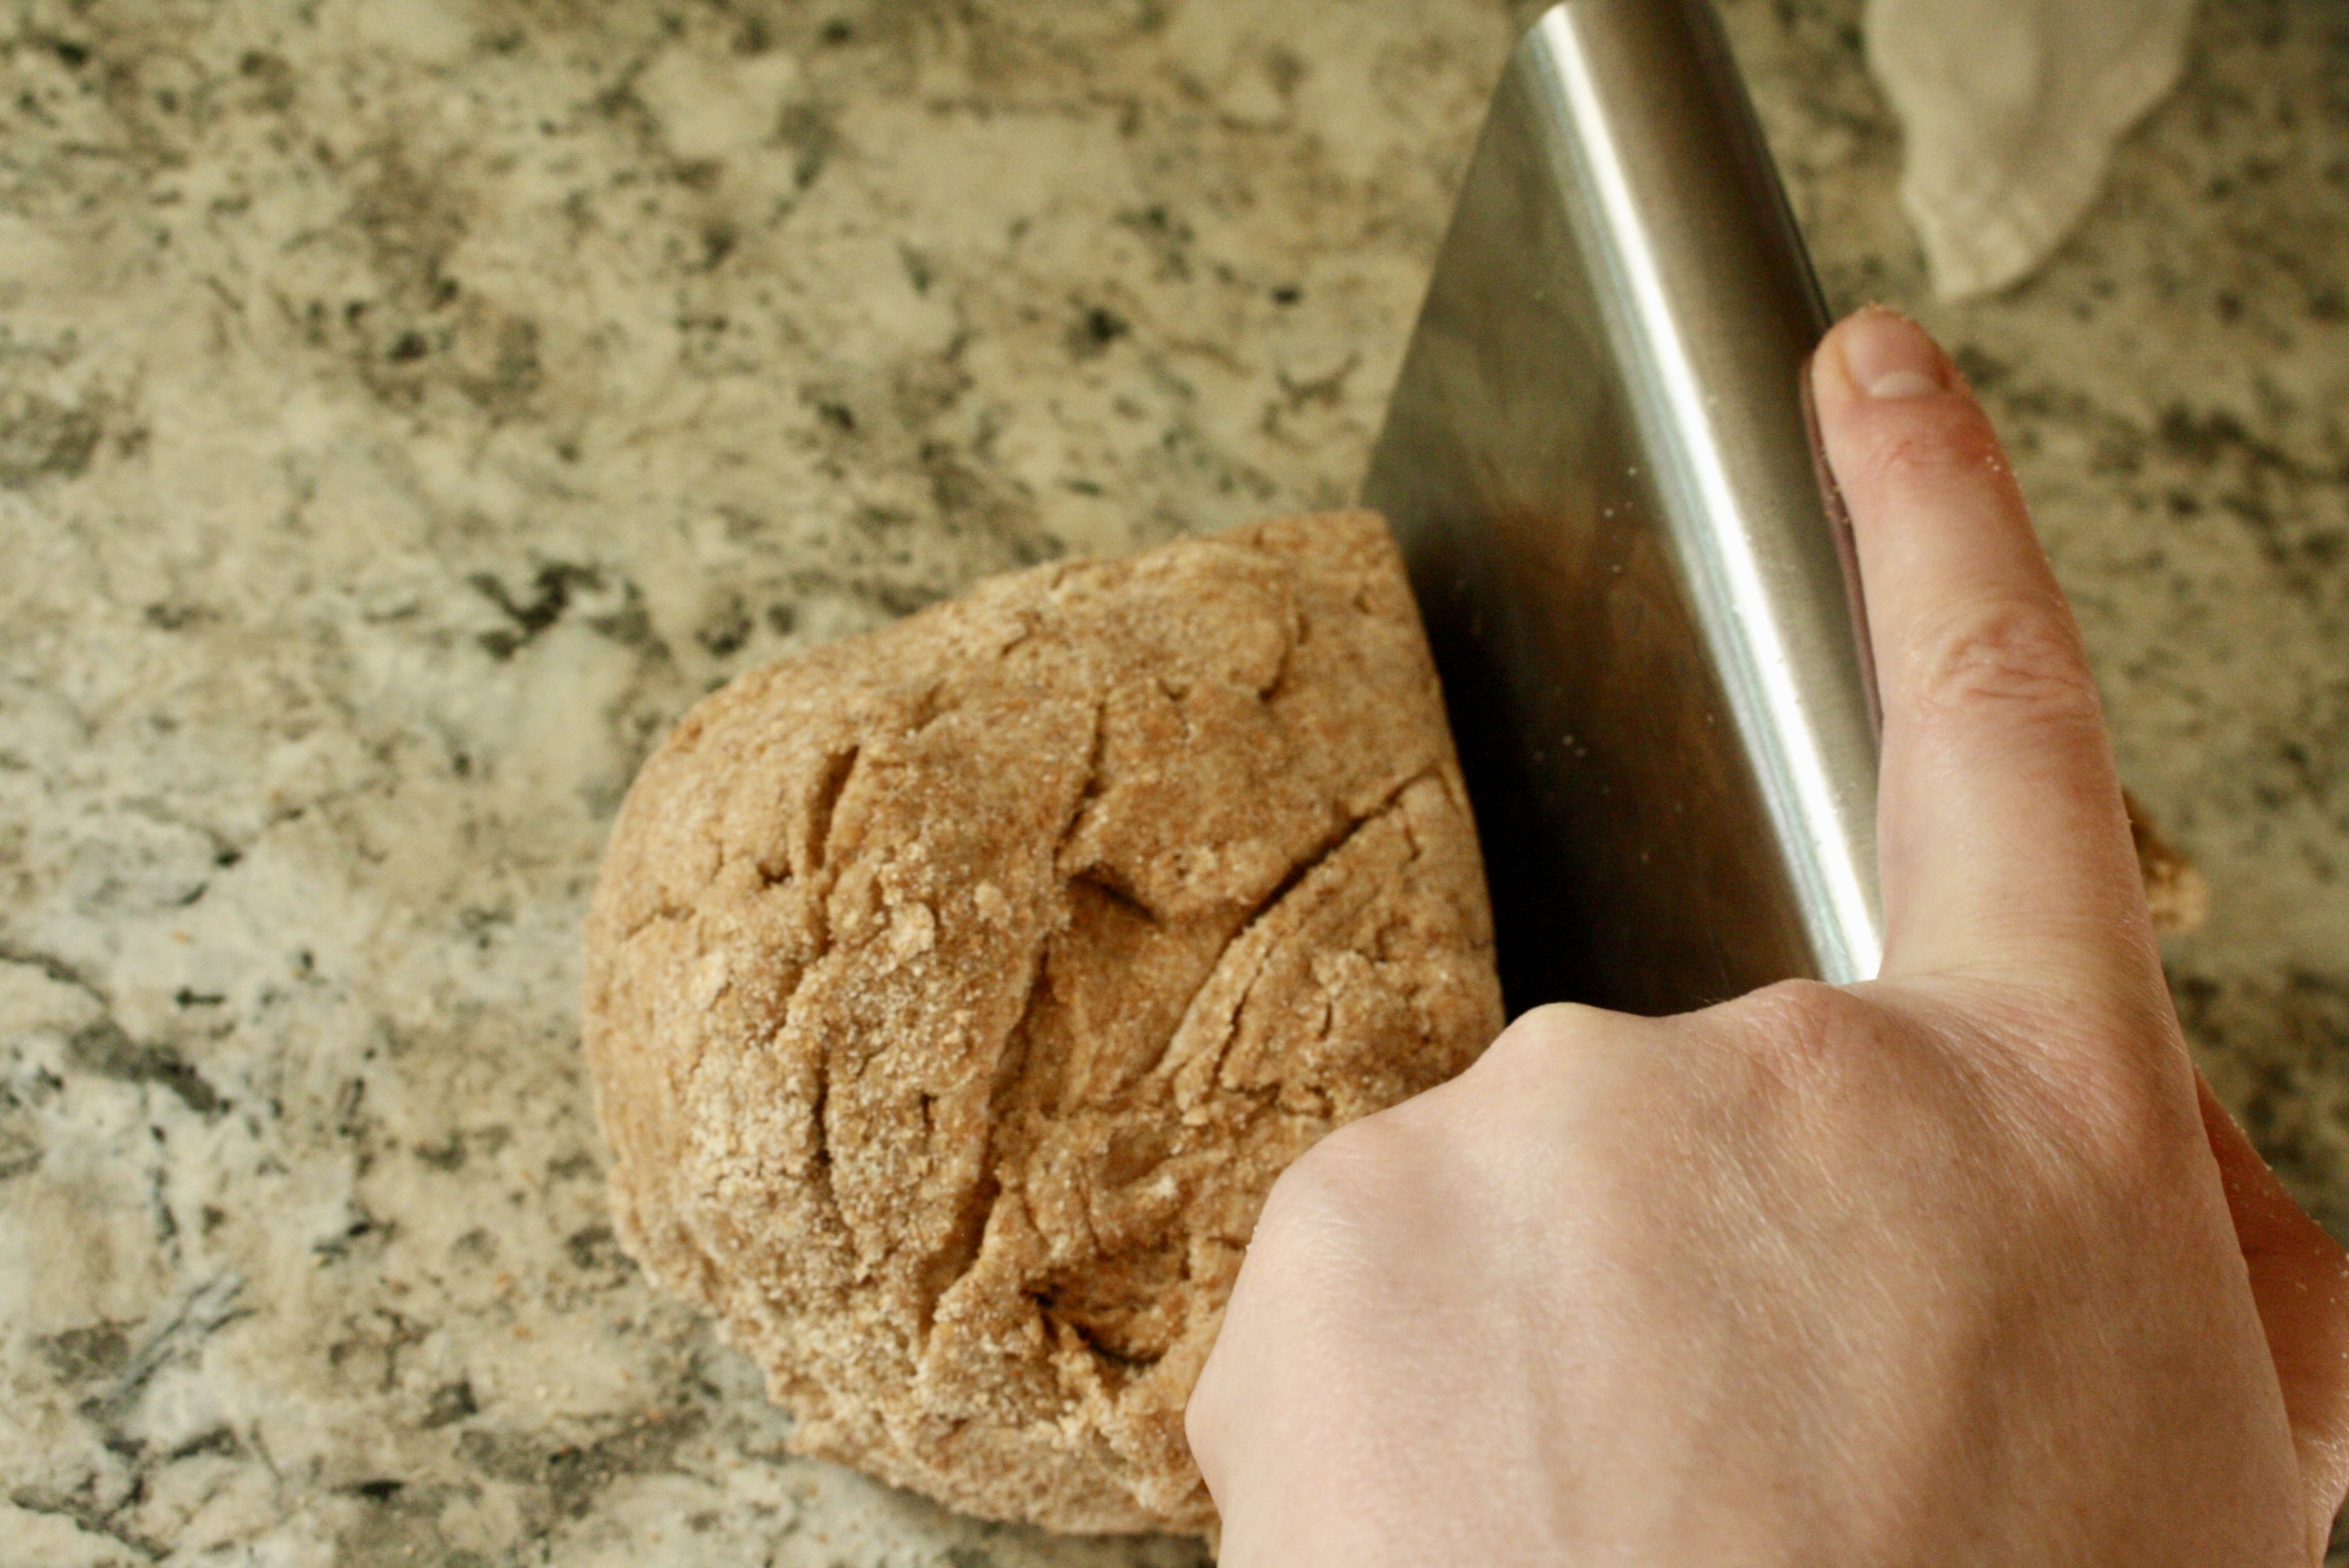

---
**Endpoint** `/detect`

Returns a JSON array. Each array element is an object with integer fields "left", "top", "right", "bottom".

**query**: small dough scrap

[
  {"left": 581, "top": 511, "right": 1503, "bottom": 1533},
  {"left": 2125, "top": 788, "right": 2207, "bottom": 936}
]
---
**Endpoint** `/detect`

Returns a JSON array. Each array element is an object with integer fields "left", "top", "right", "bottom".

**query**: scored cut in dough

[{"left": 581, "top": 511, "right": 1505, "bottom": 1533}]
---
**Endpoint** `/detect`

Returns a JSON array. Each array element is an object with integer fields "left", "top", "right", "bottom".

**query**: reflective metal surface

[{"left": 1362, "top": 0, "right": 1883, "bottom": 1016}]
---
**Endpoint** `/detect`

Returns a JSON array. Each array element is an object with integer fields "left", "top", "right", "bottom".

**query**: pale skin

[{"left": 1185, "top": 307, "right": 2349, "bottom": 1566}]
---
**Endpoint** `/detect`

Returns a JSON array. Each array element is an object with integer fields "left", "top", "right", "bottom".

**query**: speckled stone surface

[{"left": 0, "top": 1, "right": 2341, "bottom": 1563}]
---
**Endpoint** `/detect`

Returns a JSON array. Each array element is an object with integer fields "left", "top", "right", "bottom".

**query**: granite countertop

[{"left": 1, "top": 0, "right": 2342, "bottom": 1563}]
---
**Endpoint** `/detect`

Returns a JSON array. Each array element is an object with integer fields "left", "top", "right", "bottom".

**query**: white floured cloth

[{"left": 1864, "top": 0, "right": 2197, "bottom": 298}]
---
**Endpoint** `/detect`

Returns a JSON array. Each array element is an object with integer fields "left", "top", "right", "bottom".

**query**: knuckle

[
  {"left": 2006, "top": 1006, "right": 2201, "bottom": 1175},
  {"left": 1182, "top": 1349, "right": 1232, "bottom": 1456},
  {"left": 1849, "top": 409, "right": 2002, "bottom": 499},
  {"left": 1892, "top": 978, "right": 2201, "bottom": 1192},
  {"left": 1250, "top": 1115, "right": 1402, "bottom": 1254},
  {"left": 1512, "top": 1000, "right": 1607, "bottom": 1038},
  {"left": 1743, "top": 977, "right": 1866, "bottom": 1042},
  {"left": 1906, "top": 598, "right": 2102, "bottom": 731},
  {"left": 2015, "top": 1060, "right": 2197, "bottom": 1216},
  {"left": 1721, "top": 979, "right": 1880, "bottom": 1083},
  {"left": 1476, "top": 1001, "right": 1607, "bottom": 1072}
]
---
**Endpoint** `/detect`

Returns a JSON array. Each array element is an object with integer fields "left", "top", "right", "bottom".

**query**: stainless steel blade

[{"left": 1362, "top": 0, "right": 1884, "bottom": 1016}]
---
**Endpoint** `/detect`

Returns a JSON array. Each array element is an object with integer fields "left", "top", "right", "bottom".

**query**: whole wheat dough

[{"left": 581, "top": 511, "right": 1504, "bottom": 1534}]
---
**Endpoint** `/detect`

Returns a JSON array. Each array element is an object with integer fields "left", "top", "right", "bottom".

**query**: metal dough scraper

[{"left": 1362, "top": 0, "right": 1884, "bottom": 1018}]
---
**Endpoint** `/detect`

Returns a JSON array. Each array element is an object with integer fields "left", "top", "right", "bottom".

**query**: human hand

[{"left": 1185, "top": 306, "right": 2349, "bottom": 1566}]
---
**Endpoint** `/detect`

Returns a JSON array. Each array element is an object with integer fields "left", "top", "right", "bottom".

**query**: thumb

[{"left": 2199, "top": 1071, "right": 2349, "bottom": 1560}]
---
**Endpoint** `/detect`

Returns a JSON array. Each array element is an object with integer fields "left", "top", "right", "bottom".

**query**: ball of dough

[{"left": 581, "top": 511, "right": 1503, "bottom": 1533}]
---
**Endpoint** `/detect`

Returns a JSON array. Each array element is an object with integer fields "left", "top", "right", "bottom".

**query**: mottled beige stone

[{"left": 582, "top": 511, "right": 1504, "bottom": 1533}]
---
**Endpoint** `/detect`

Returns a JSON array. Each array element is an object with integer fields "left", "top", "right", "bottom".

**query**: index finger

[{"left": 1810, "top": 307, "right": 2155, "bottom": 989}]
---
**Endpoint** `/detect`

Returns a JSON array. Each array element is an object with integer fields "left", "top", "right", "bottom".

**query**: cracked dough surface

[{"left": 581, "top": 511, "right": 1503, "bottom": 1533}]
